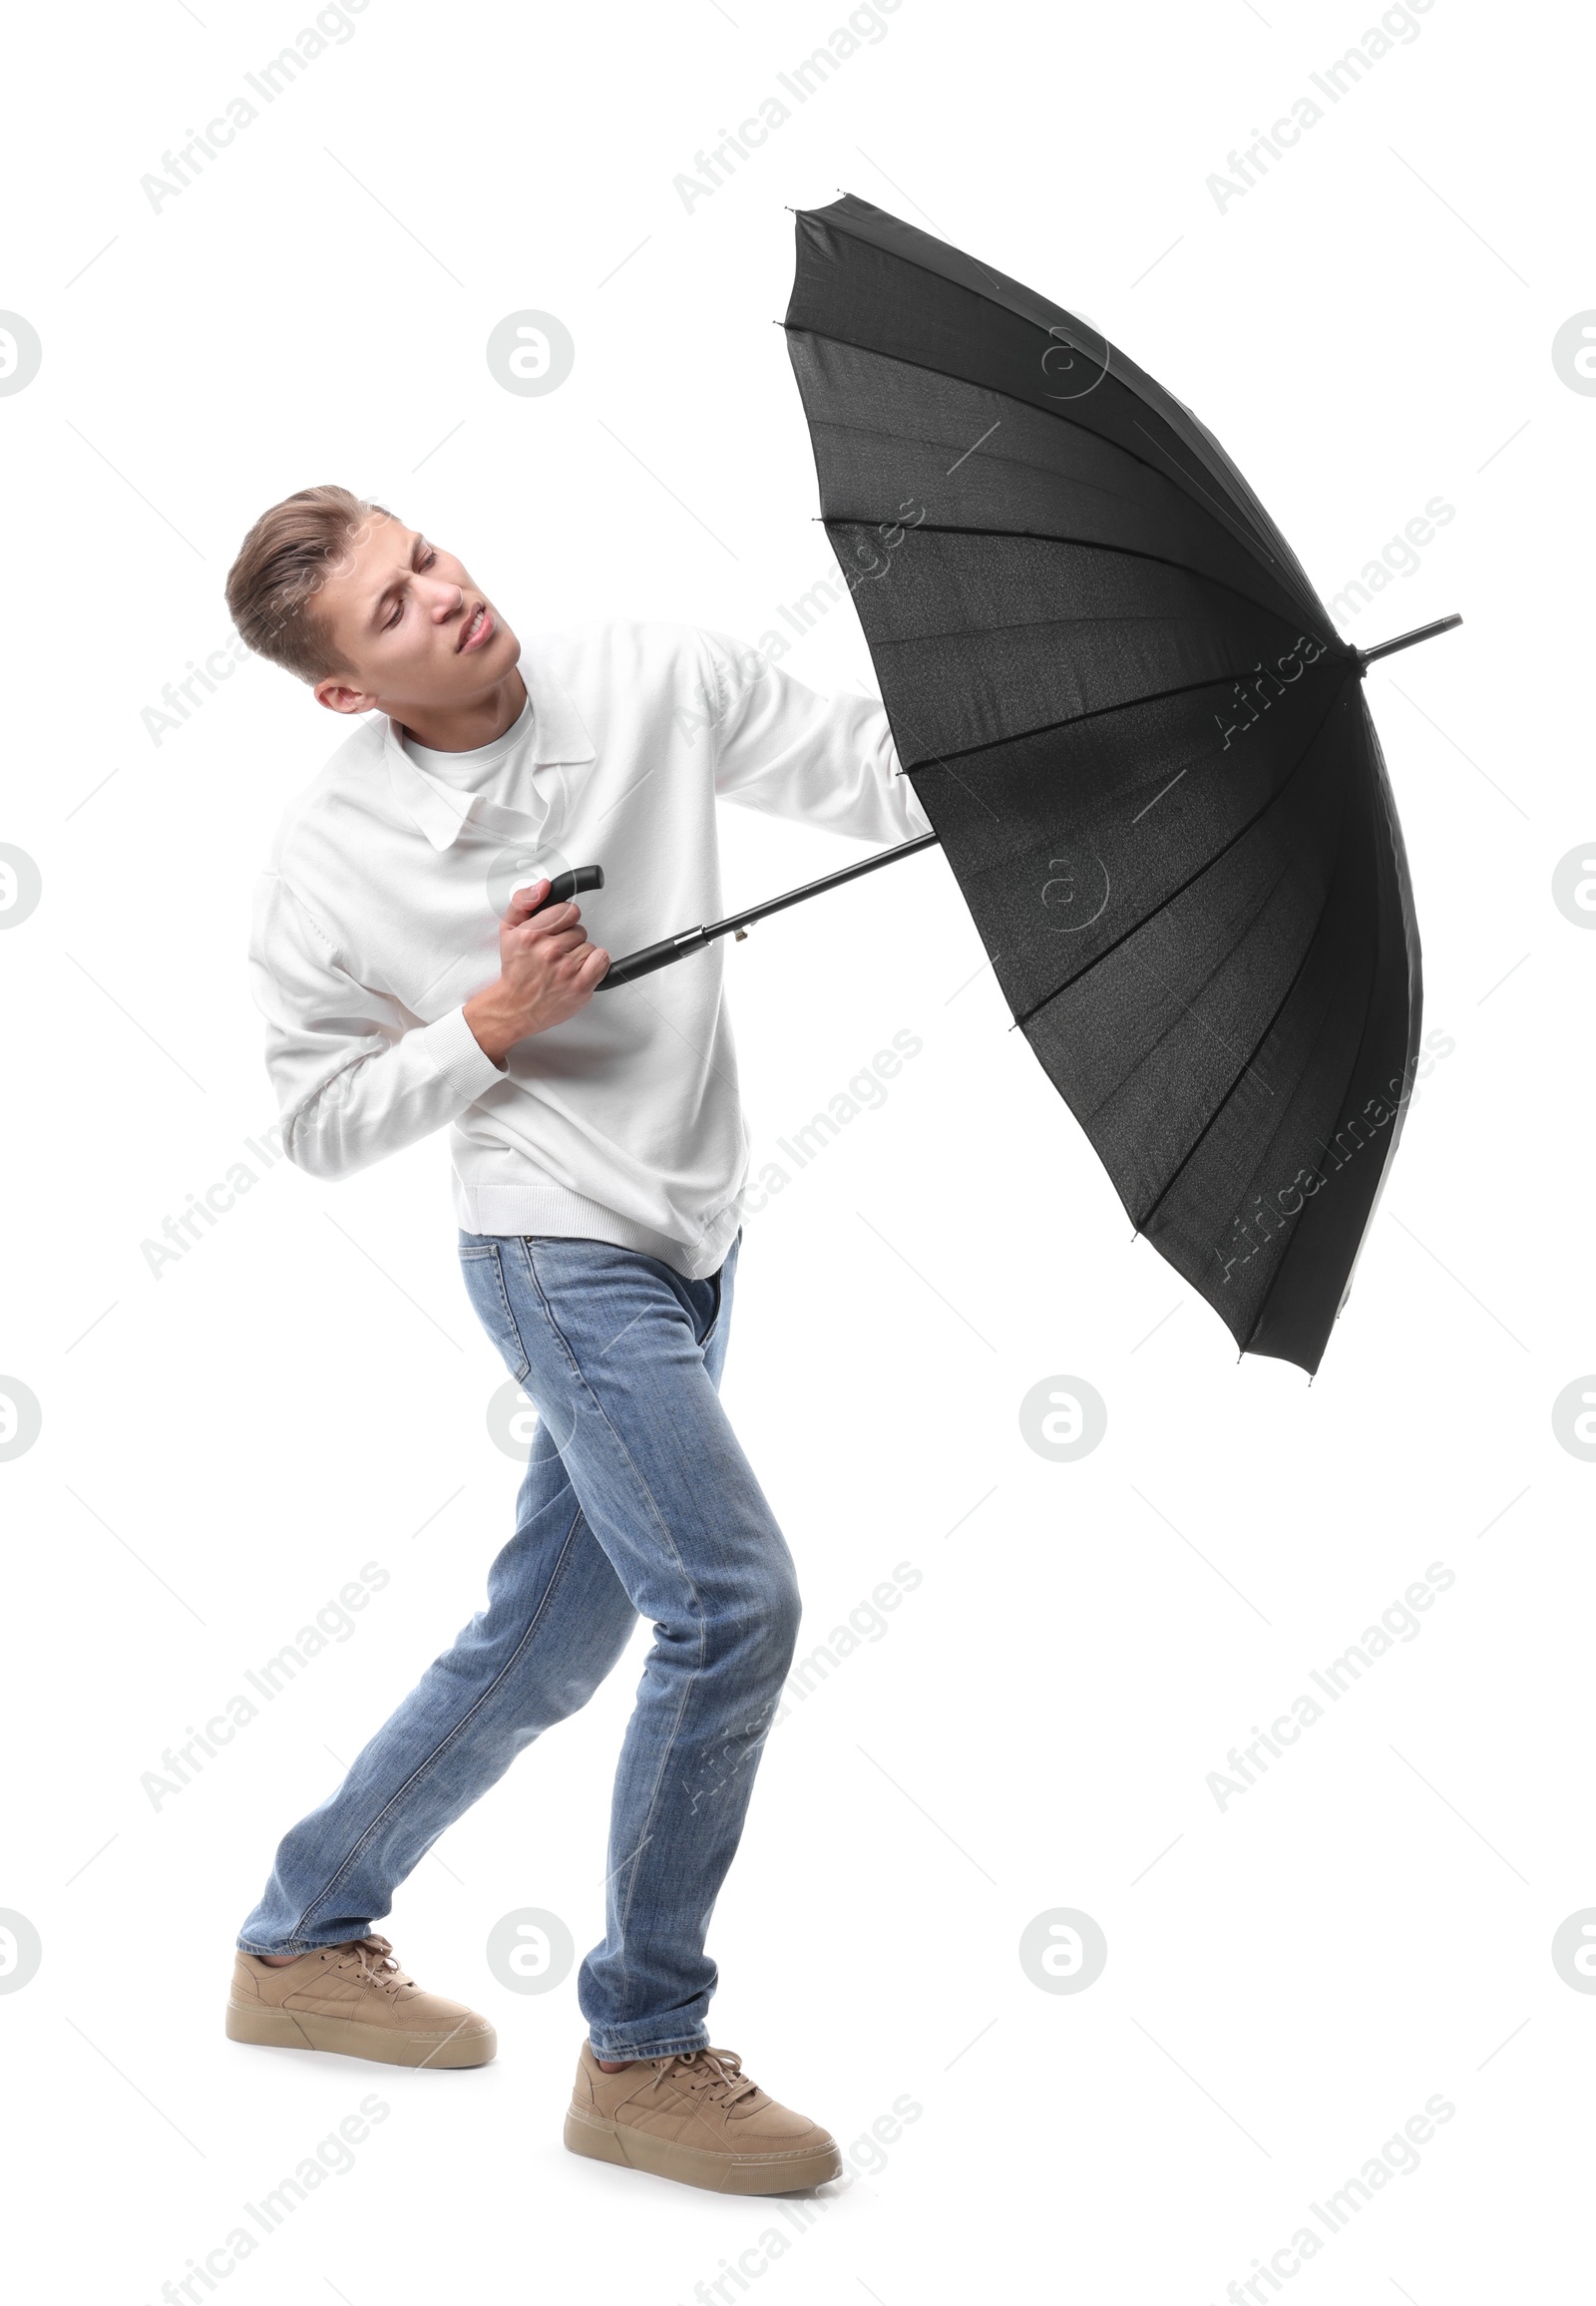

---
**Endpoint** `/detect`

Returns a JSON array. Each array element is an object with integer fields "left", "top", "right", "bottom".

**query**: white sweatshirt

[{"left": 248, "top": 619, "right": 932, "bottom": 1278}]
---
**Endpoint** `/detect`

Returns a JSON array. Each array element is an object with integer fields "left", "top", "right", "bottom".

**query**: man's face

[{"left": 310, "top": 515, "right": 521, "bottom": 717}]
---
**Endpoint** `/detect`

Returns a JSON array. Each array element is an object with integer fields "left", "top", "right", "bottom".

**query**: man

[{"left": 221, "top": 485, "right": 930, "bottom": 2194}]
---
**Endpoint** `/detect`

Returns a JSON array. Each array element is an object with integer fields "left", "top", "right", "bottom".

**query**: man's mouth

[{"left": 457, "top": 602, "right": 495, "bottom": 653}]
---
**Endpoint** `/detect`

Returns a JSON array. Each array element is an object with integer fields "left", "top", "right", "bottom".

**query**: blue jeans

[{"left": 236, "top": 1229, "right": 801, "bottom": 2059}]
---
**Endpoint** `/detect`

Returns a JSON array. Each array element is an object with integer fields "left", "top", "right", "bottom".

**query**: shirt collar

[{"left": 383, "top": 652, "right": 597, "bottom": 851}]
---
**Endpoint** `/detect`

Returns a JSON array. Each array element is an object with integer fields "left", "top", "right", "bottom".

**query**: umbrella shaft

[
  {"left": 711, "top": 827, "right": 940, "bottom": 938},
  {"left": 597, "top": 829, "right": 941, "bottom": 988}
]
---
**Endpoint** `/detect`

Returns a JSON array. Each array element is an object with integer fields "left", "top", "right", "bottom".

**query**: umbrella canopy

[{"left": 781, "top": 192, "right": 1444, "bottom": 1376}]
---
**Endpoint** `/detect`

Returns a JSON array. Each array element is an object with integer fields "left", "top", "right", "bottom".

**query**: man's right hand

[{"left": 463, "top": 879, "right": 610, "bottom": 1066}]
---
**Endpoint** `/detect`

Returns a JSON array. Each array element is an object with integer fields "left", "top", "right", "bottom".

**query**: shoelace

[
  {"left": 652, "top": 2048, "right": 760, "bottom": 2111},
  {"left": 322, "top": 1933, "right": 413, "bottom": 1997}
]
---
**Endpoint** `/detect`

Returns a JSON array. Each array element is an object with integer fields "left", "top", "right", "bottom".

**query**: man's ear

[{"left": 313, "top": 672, "right": 380, "bottom": 717}]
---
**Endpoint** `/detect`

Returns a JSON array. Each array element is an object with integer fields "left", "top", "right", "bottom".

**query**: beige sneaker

[
  {"left": 564, "top": 2041, "right": 842, "bottom": 2192},
  {"left": 225, "top": 1934, "right": 496, "bottom": 2070}
]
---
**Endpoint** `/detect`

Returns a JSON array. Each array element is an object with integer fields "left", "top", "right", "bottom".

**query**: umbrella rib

[
  {"left": 1128, "top": 416, "right": 1290, "bottom": 577},
  {"left": 787, "top": 319, "right": 1305, "bottom": 603},
  {"left": 792, "top": 211, "right": 1096, "bottom": 357},
  {"left": 900, "top": 658, "right": 1350, "bottom": 778},
  {"left": 810, "top": 414, "right": 1154, "bottom": 516},
  {"left": 1133, "top": 766, "right": 1359, "bottom": 1243},
  {"left": 1121, "top": 848, "right": 1307, "bottom": 1107},
  {"left": 872, "top": 606, "right": 1257, "bottom": 653},
  {"left": 824, "top": 515, "right": 1316, "bottom": 636},
  {"left": 904, "top": 668, "right": 1254, "bottom": 774},
  {"left": 1007, "top": 664, "right": 1357, "bottom": 1031},
  {"left": 815, "top": 414, "right": 1253, "bottom": 558},
  {"left": 1239, "top": 765, "right": 1395, "bottom": 1357},
  {"left": 818, "top": 403, "right": 1309, "bottom": 612},
  {"left": 786, "top": 250, "right": 1274, "bottom": 558}
]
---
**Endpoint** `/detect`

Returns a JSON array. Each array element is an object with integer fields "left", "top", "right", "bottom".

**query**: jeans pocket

[{"left": 459, "top": 1243, "right": 531, "bottom": 1382}]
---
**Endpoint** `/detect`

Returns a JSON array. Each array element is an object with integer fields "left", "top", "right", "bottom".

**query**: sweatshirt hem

[{"left": 453, "top": 1174, "right": 742, "bottom": 1281}]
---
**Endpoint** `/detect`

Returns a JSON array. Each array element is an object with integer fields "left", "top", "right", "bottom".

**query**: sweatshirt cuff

[{"left": 424, "top": 1003, "right": 510, "bottom": 1100}]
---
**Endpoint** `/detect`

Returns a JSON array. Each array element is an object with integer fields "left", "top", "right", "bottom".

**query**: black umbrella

[{"left": 598, "top": 193, "right": 1460, "bottom": 1376}]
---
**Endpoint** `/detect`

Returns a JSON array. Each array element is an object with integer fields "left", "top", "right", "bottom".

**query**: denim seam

[
  {"left": 286, "top": 1495, "right": 591, "bottom": 1944},
  {"left": 507, "top": 1236, "right": 588, "bottom": 1381},
  {"left": 461, "top": 1241, "right": 531, "bottom": 1382},
  {"left": 608, "top": 1635, "right": 703, "bottom": 2032},
  {"left": 519, "top": 1238, "right": 709, "bottom": 2030}
]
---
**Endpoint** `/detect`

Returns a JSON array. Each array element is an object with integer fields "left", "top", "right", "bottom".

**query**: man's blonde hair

[{"left": 224, "top": 484, "right": 392, "bottom": 682}]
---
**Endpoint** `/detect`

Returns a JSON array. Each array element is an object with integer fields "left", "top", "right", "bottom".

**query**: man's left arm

[{"left": 695, "top": 624, "right": 933, "bottom": 846}]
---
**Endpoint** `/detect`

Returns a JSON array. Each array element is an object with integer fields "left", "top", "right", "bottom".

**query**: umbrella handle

[
  {"left": 598, "top": 928, "right": 713, "bottom": 987},
  {"left": 524, "top": 864, "right": 604, "bottom": 913}
]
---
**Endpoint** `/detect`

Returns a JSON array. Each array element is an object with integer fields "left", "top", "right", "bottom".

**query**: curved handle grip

[{"left": 525, "top": 864, "right": 604, "bottom": 913}]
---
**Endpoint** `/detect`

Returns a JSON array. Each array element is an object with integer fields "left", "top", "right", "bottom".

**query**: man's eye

[{"left": 385, "top": 551, "right": 437, "bottom": 626}]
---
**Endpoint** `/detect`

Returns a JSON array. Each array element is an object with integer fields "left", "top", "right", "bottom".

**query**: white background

[{"left": 1, "top": 0, "right": 1589, "bottom": 2298}]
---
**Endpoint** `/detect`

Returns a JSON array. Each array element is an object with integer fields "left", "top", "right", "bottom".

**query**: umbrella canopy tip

[{"left": 1355, "top": 612, "right": 1463, "bottom": 671}]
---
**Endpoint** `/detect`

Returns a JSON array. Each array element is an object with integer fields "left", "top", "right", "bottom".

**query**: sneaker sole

[
  {"left": 225, "top": 2001, "right": 496, "bottom": 2069},
  {"left": 563, "top": 2104, "right": 842, "bottom": 2194}
]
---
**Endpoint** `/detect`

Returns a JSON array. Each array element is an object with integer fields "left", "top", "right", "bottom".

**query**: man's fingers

[
  {"left": 506, "top": 904, "right": 582, "bottom": 955},
  {"left": 524, "top": 924, "right": 588, "bottom": 962},
  {"left": 502, "top": 877, "right": 552, "bottom": 924},
  {"left": 576, "top": 946, "right": 610, "bottom": 984},
  {"left": 518, "top": 898, "right": 581, "bottom": 940}
]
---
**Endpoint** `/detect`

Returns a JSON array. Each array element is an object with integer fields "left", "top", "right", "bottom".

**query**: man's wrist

[{"left": 463, "top": 987, "right": 516, "bottom": 1069}]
